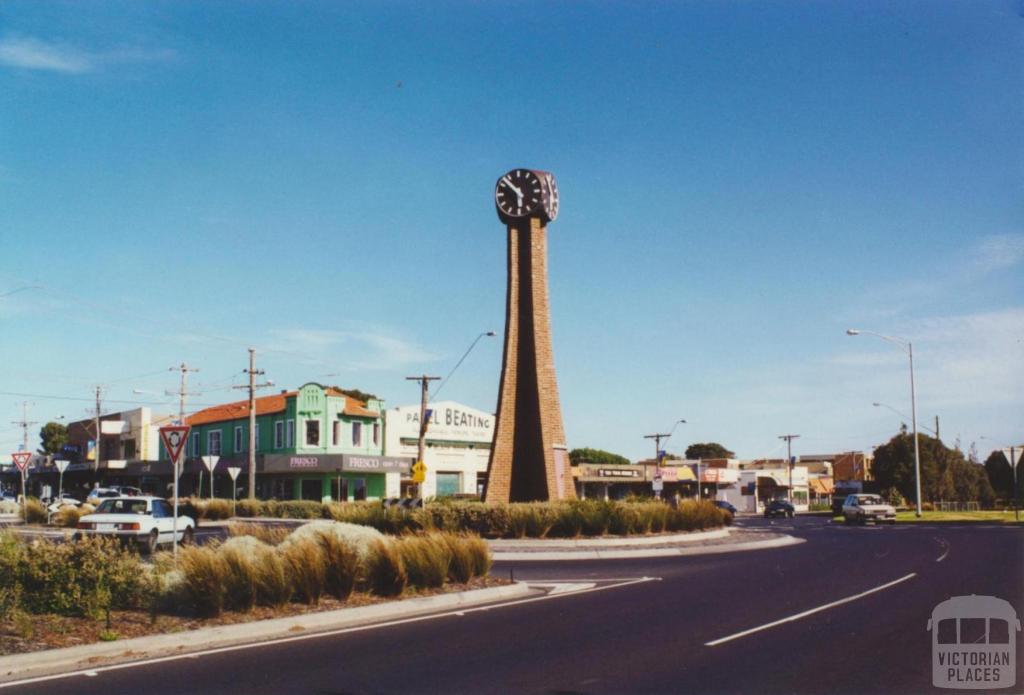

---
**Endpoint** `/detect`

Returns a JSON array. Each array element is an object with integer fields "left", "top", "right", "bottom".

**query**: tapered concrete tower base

[{"left": 485, "top": 217, "right": 574, "bottom": 503}]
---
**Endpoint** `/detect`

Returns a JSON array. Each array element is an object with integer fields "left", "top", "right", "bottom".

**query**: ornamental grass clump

[
  {"left": 177, "top": 544, "right": 229, "bottom": 617},
  {"left": 577, "top": 500, "right": 613, "bottom": 536},
  {"left": 218, "top": 537, "right": 265, "bottom": 611},
  {"left": 199, "top": 499, "right": 233, "bottom": 520},
  {"left": 464, "top": 534, "right": 492, "bottom": 577},
  {"left": 675, "top": 499, "right": 725, "bottom": 530},
  {"left": 280, "top": 538, "right": 327, "bottom": 605},
  {"left": 397, "top": 534, "right": 451, "bottom": 589},
  {"left": 437, "top": 533, "right": 475, "bottom": 584},
  {"left": 23, "top": 498, "right": 47, "bottom": 524},
  {"left": 53, "top": 505, "right": 88, "bottom": 528},
  {"left": 314, "top": 531, "right": 359, "bottom": 601},
  {"left": 228, "top": 521, "right": 291, "bottom": 546},
  {"left": 281, "top": 519, "right": 385, "bottom": 564},
  {"left": 364, "top": 539, "right": 406, "bottom": 597}
]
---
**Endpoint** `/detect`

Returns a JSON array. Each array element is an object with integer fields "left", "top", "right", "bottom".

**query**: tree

[
  {"left": 685, "top": 442, "right": 734, "bottom": 460},
  {"left": 874, "top": 429, "right": 998, "bottom": 505},
  {"left": 569, "top": 447, "right": 630, "bottom": 467},
  {"left": 330, "top": 387, "right": 379, "bottom": 403},
  {"left": 38, "top": 421, "right": 68, "bottom": 455},
  {"left": 984, "top": 450, "right": 1024, "bottom": 503}
]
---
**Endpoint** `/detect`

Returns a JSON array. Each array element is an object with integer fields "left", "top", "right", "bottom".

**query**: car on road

[
  {"left": 42, "top": 495, "right": 82, "bottom": 514},
  {"left": 842, "top": 494, "right": 896, "bottom": 524},
  {"left": 764, "top": 499, "right": 795, "bottom": 518},
  {"left": 713, "top": 500, "right": 737, "bottom": 515},
  {"left": 74, "top": 496, "right": 195, "bottom": 553}
]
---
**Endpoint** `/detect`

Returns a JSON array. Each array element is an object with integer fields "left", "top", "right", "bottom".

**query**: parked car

[
  {"left": 713, "top": 500, "right": 737, "bottom": 515},
  {"left": 764, "top": 499, "right": 795, "bottom": 518},
  {"left": 842, "top": 494, "right": 896, "bottom": 524},
  {"left": 74, "top": 496, "right": 195, "bottom": 553}
]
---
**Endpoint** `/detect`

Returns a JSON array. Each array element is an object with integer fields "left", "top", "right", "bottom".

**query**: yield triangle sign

[
  {"left": 11, "top": 451, "right": 32, "bottom": 472},
  {"left": 160, "top": 425, "right": 191, "bottom": 464},
  {"left": 1003, "top": 447, "right": 1022, "bottom": 469}
]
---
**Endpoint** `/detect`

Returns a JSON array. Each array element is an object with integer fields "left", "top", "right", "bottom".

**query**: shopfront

[{"left": 260, "top": 453, "right": 412, "bottom": 502}]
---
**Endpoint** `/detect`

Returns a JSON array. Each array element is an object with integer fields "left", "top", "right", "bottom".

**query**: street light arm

[{"left": 846, "top": 328, "right": 910, "bottom": 354}]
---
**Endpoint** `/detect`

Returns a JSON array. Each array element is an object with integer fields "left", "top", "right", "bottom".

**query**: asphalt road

[{"left": 7, "top": 516, "right": 1023, "bottom": 695}]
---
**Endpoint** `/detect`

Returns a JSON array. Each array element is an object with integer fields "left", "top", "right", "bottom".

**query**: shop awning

[{"left": 809, "top": 477, "right": 834, "bottom": 495}]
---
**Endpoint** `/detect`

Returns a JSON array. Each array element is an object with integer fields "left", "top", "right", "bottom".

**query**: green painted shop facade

[{"left": 175, "top": 383, "right": 411, "bottom": 501}]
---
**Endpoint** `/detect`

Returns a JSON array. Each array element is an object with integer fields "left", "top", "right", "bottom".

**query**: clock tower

[{"left": 485, "top": 169, "right": 574, "bottom": 503}]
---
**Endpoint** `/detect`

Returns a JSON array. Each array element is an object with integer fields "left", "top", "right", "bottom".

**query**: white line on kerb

[
  {"left": 0, "top": 577, "right": 657, "bottom": 690},
  {"left": 704, "top": 573, "right": 917, "bottom": 647}
]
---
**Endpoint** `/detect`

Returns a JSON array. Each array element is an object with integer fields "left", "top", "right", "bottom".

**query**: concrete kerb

[
  {"left": 0, "top": 583, "right": 534, "bottom": 685},
  {"left": 491, "top": 534, "right": 805, "bottom": 561},
  {"left": 488, "top": 527, "right": 730, "bottom": 549}
]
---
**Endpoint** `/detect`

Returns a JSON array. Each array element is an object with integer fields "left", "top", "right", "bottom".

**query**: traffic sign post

[
  {"left": 54, "top": 459, "right": 70, "bottom": 508},
  {"left": 159, "top": 425, "right": 190, "bottom": 561},
  {"left": 1004, "top": 447, "right": 1022, "bottom": 522},
  {"left": 227, "top": 466, "right": 241, "bottom": 517},
  {"left": 202, "top": 455, "right": 219, "bottom": 501},
  {"left": 11, "top": 452, "right": 32, "bottom": 523}
]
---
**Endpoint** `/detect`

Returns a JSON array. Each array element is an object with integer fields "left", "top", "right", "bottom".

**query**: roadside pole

[
  {"left": 11, "top": 452, "right": 31, "bottom": 523},
  {"left": 1004, "top": 446, "right": 1021, "bottom": 522},
  {"left": 202, "top": 455, "right": 219, "bottom": 500},
  {"left": 159, "top": 426, "right": 190, "bottom": 561},
  {"left": 227, "top": 466, "right": 241, "bottom": 517},
  {"left": 55, "top": 459, "right": 69, "bottom": 505},
  {"left": 406, "top": 375, "right": 439, "bottom": 502}
]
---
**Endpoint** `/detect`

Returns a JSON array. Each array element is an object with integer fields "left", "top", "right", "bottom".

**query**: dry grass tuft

[{"left": 364, "top": 540, "right": 407, "bottom": 596}]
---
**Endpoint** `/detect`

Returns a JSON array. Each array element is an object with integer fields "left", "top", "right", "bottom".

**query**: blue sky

[{"left": 1, "top": 1, "right": 1021, "bottom": 463}]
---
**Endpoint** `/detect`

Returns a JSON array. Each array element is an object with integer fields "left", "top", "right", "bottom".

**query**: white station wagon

[{"left": 75, "top": 496, "right": 195, "bottom": 553}]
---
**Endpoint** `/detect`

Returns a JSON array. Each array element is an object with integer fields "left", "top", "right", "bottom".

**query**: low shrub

[
  {"left": 236, "top": 499, "right": 264, "bottom": 518},
  {"left": 219, "top": 537, "right": 264, "bottom": 611},
  {"left": 397, "top": 535, "right": 450, "bottom": 590},
  {"left": 228, "top": 522, "right": 291, "bottom": 546},
  {"left": 280, "top": 538, "right": 327, "bottom": 605},
  {"left": 364, "top": 540, "right": 406, "bottom": 597},
  {"left": 281, "top": 520, "right": 385, "bottom": 564},
  {"left": 53, "top": 505, "right": 87, "bottom": 528},
  {"left": 315, "top": 531, "right": 359, "bottom": 601},
  {"left": 24, "top": 498, "right": 47, "bottom": 524},
  {"left": 198, "top": 499, "right": 233, "bottom": 521},
  {"left": 438, "top": 533, "right": 475, "bottom": 584},
  {"left": 178, "top": 544, "right": 229, "bottom": 617}
]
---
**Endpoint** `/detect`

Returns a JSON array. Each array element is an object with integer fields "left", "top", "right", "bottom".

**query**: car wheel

[
  {"left": 142, "top": 529, "right": 159, "bottom": 555},
  {"left": 181, "top": 526, "right": 194, "bottom": 545},
  {"left": 787, "top": 511, "right": 794, "bottom": 518}
]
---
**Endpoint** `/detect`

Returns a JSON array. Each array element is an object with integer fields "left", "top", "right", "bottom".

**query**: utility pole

[
  {"left": 406, "top": 375, "right": 440, "bottom": 500},
  {"left": 170, "top": 363, "right": 200, "bottom": 425},
  {"left": 644, "top": 432, "right": 672, "bottom": 499},
  {"left": 92, "top": 386, "right": 103, "bottom": 483},
  {"left": 935, "top": 416, "right": 940, "bottom": 441},
  {"left": 234, "top": 349, "right": 272, "bottom": 501},
  {"left": 779, "top": 434, "right": 800, "bottom": 505},
  {"left": 10, "top": 401, "right": 38, "bottom": 452},
  {"left": 169, "top": 364, "right": 199, "bottom": 502}
]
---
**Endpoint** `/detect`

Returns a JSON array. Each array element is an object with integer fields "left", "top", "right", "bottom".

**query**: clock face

[
  {"left": 495, "top": 169, "right": 544, "bottom": 219},
  {"left": 543, "top": 172, "right": 559, "bottom": 221}
]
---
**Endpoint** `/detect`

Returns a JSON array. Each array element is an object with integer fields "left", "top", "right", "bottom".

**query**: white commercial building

[
  {"left": 719, "top": 466, "right": 810, "bottom": 513},
  {"left": 384, "top": 400, "right": 494, "bottom": 498}
]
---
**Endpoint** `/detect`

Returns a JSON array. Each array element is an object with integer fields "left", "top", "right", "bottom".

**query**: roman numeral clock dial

[{"left": 494, "top": 168, "right": 558, "bottom": 224}]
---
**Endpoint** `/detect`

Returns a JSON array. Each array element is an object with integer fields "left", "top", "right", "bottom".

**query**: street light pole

[
  {"left": 644, "top": 419, "right": 685, "bottom": 500},
  {"left": 847, "top": 329, "right": 923, "bottom": 517},
  {"left": 778, "top": 434, "right": 800, "bottom": 505},
  {"left": 431, "top": 331, "right": 496, "bottom": 401}
]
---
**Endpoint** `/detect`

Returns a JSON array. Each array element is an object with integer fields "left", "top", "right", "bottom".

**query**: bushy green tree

[
  {"left": 569, "top": 448, "right": 630, "bottom": 466},
  {"left": 684, "top": 442, "right": 734, "bottom": 460},
  {"left": 984, "top": 450, "right": 1024, "bottom": 503},
  {"left": 37, "top": 421, "right": 68, "bottom": 456},
  {"left": 874, "top": 429, "right": 996, "bottom": 505}
]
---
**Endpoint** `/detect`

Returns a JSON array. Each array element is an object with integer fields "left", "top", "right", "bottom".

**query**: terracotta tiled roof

[{"left": 187, "top": 388, "right": 379, "bottom": 426}]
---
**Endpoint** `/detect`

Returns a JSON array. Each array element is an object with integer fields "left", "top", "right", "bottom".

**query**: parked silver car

[{"left": 842, "top": 494, "right": 896, "bottom": 524}]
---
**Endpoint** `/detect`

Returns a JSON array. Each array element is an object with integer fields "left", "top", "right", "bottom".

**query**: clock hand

[{"left": 501, "top": 175, "right": 524, "bottom": 199}]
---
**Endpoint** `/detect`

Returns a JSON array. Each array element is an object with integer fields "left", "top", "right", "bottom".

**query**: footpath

[{"left": 0, "top": 523, "right": 800, "bottom": 686}]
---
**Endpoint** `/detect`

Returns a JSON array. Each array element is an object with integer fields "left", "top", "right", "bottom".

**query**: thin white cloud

[
  {"left": 969, "top": 233, "right": 1024, "bottom": 273},
  {"left": 266, "top": 328, "right": 439, "bottom": 371},
  {"left": 0, "top": 35, "right": 176, "bottom": 74},
  {"left": 0, "top": 36, "right": 94, "bottom": 73}
]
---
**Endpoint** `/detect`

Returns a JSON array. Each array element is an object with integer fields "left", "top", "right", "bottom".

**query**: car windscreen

[
  {"left": 860, "top": 496, "right": 884, "bottom": 505},
  {"left": 96, "top": 499, "right": 149, "bottom": 515}
]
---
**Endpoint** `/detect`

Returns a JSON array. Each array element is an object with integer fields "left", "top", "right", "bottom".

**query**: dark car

[
  {"left": 713, "top": 500, "right": 737, "bottom": 515},
  {"left": 764, "top": 499, "right": 795, "bottom": 518}
]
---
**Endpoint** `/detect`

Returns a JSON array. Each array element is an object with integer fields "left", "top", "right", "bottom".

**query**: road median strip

[{"left": 0, "top": 583, "right": 533, "bottom": 686}]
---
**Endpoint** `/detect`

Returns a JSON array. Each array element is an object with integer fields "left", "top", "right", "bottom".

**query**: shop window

[
  {"left": 306, "top": 420, "right": 320, "bottom": 446},
  {"left": 191, "top": 432, "right": 200, "bottom": 457},
  {"left": 436, "top": 472, "right": 461, "bottom": 497},
  {"left": 234, "top": 426, "right": 244, "bottom": 453},
  {"left": 352, "top": 478, "right": 367, "bottom": 501},
  {"left": 208, "top": 430, "right": 222, "bottom": 456},
  {"left": 300, "top": 479, "right": 322, "bottom": 502},
  {"left": 274, "top": 421, "right": 284, "bottom": 449},
  {"left": 352, "top": 422, "right": 362, "bottom": 447},
  {"left": 286, "top": 419, "right": 295, "bottom": 448},
  {"left": 373, "top": 422, "right": 380, "bottom": 446},
  {"left": 332, "top": 421, "right": 341, "bottom": 447},
  {"left": 255, "top": 423, "right": 260, "bottom": 449},
  {"left": 122, "top": 439, "right": 136, "bottom": 459}
]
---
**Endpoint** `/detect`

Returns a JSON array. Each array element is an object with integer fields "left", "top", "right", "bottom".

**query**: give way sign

[{"left": 11, "top": 451, "right": 31, "bottom": 472}]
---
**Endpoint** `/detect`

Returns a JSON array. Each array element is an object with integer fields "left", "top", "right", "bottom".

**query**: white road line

[
  {"left": 0, "top": 577, "right": 657, "bottom": 689},
  {"left": 704, "top": 573, "right": 917, "bottom": 647},
  {"left": 934, "top": 537, "right": 950, "bottom": 563}
]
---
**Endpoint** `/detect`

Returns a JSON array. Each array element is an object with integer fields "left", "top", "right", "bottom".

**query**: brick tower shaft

[{"left": 485, "top": 217, "right": 574, "bottom": 503}]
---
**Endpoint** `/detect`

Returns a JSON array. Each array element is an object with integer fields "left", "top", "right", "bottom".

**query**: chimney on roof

[{"left": 281, "top": 390, "right": 287, "bottom": 394}]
